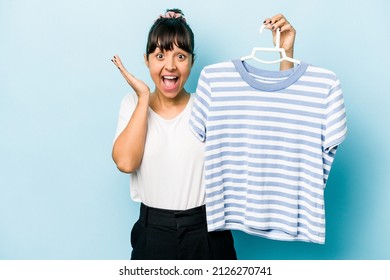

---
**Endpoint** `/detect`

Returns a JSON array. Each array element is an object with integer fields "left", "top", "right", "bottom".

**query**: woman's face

[{"left": 145, "top": 44, "right": 192, "bottom": 98}]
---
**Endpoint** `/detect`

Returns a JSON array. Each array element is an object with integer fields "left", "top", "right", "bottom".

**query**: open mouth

[{"left": 162, "top": 75, "right": 179, "bottom": 89}]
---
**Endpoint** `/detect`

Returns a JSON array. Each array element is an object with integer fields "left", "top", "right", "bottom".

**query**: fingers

[
  {"left": 279, "top": 23, "right": 295, "bottom": 34},
  {"left": 263, "top": 13, "right": 295, "bottom": 34},
  {"left": 111, "top": 55, "right": 136, "bottom": 84},
  {"left": 110, "top": 55, "right": 151, "bottom": 96},
  {"left": 111, "top": 55, "right": 124, "bottom": 70}
]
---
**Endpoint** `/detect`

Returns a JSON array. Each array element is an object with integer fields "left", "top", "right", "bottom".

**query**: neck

[
  {"left": 150, "top": 90, "right": 190, "bottom": 119},
  {"left": 153, "top": 89, "right": 188, "bottom": 106}
]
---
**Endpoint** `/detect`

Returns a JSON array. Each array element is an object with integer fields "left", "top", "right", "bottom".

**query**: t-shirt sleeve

[
  {"left": 189, "top": 69, "right": 211, "bottom": 142},
  {"left": 323, "top": 78, "right": 347, "bottom": 153},
  {"left": 113, "top": 93, "right": 137, "bottom": 143},
  {"left": 322, "top": 77, "right": 347, "bottom": 186}
]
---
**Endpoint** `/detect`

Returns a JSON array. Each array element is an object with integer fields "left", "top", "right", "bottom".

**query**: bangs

[{"left": 146, "top": 18, "right": 194, "bottom": 57}]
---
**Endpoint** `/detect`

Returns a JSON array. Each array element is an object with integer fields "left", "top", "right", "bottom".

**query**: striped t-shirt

[{"left": 189, "top": 59, "right": 347, "bottom": 244}]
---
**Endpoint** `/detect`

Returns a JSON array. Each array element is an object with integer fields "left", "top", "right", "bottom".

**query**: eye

[
  {"left": 156, "top": 53, "right": 164, "bottom": 60},
  {"left": 177, "top": 53, "right": 186, "bottom": 60}
]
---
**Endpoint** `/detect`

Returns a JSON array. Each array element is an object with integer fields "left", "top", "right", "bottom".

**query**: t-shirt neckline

[{"left": 232, "top": 59, "right": 309, "bottom": 91}]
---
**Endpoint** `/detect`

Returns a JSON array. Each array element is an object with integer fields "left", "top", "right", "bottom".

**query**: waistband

[{"left": 139, "top": 203, "right": 206, "bottom": 228}]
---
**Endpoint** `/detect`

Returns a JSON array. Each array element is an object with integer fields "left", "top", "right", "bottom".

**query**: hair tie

[{"left": 157, "top": 10, "right": 186, "bottom": 22}]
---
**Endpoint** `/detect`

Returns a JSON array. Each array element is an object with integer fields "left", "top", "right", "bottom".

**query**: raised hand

[
  {"left": 111, "top": 55, "right": 150, "bottom": 98},
  {"left": 263, "top": 14, "right": 296, "bottom": 54}
]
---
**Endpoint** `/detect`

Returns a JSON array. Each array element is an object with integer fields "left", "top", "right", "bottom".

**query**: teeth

[{"left": 163, "top": 76, "right": 177, "bottom": 79}]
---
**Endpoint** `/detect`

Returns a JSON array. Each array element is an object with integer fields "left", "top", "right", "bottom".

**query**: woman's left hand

[{"left": 263, "top": 14, "right": 296, "bottom": 54}]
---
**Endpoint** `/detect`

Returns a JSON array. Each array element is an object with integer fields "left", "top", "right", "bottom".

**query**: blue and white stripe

[{"left": 190, "top": 60, "right": 347, "bottom": 244}]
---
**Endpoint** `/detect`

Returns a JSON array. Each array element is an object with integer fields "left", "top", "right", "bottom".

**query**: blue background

[{"left": 1, "top": 0, "right": 389, "bottom": 260}]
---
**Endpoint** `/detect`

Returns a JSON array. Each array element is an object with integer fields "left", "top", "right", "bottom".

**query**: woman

[{"left": 111, "top": 8, "right": 296, "bottom": 260}]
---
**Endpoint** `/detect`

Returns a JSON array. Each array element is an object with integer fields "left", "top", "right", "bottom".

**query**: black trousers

[{"left": 130, "top": 203, "right": 237, "bottom": 260}]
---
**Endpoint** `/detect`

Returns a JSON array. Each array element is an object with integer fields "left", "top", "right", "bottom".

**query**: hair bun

[{"left": 157, "top": 8, "right": 186, "bottom": 22}]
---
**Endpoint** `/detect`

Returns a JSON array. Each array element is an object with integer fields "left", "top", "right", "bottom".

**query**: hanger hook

[
  {"left": 259, "top": 24, "right": 281, "bottom": 49},
  {"left": 259, "top": 24, "right": 267, "bottom": 34}
]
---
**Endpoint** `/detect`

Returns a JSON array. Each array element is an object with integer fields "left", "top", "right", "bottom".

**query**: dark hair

[{"left": 146, "top": 8, "right": 195, "bottom": 62}]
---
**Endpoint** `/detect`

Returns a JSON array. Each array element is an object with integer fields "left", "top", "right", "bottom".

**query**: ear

[{"left": 144, "top": 54, "right": 149, "bottom": 68}]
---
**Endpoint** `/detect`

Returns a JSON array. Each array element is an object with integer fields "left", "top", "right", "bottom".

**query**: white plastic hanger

[{"left": 241, "top": 24, "right": 300, "bottom": 64}]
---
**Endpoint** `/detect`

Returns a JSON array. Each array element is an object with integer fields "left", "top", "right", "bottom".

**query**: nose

[{"left": 164, "top": 55, "right": 177, "bottom": 71}]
